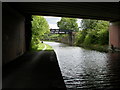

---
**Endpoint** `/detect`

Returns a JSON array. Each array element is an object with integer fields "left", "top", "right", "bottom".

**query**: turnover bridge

[{"left": 50, "top": 29, "right": 76, "bottom": 45}]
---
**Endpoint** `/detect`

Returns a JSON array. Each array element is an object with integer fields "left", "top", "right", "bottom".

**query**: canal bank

[
  {"left": 45, "top": 40, "right": 109, "bottom": 52},
  {"left": 76, "top": 44, "right": 120, "bottom": 53},
  {"left": 76, "top": 44, "right": 109, "bottom": 52},
  {"left": 55, "top": 40, "right": 119, "bottom": 53}
]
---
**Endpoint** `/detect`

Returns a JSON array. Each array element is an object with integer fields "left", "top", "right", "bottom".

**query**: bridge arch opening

[
  {"left": 3, "top": 2, "right": 120, "bottom": 64},
  {"left": 2, "top": 2, "right": 120, "bottom": 89}
]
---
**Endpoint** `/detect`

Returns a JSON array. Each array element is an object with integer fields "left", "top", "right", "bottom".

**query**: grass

[
  {"left": 37, "top": 43, "right": 45, "bottom": 50},
  {"left": 31, "top": 42, "right": 53, "bottom": 51},
  {"left": 45, "top": 44, "right": 53, "bottom": 50},
  {"left": 43, "top": 40, "right": 54, "bottom": 42},
  {"left": 77, "top": 44, "right": 109, "bottom": 52}
]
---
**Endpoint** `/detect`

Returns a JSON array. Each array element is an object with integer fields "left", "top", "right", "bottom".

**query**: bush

[
  {"left": 83, "top": 34, "right": 92, "bottom": 46},
  {"left": 97, "top": 29, "right": 109, "bottom": 45},
  {"left": 75, "top": 30, "right": 87, "bottom": 45}
]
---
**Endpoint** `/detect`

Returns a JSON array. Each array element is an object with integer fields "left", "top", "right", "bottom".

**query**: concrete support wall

[
  {"left": 25, "top": 15, "right": 32, "bottom": 51},
  {"left": 109, "top": 21, "right": 120, "bottom": 49},
  {"left": 2, "top": 4, "right": 26, "bottom": 64},
  {"left": 60, "top": 36, "right": 69, "bottom": 45},
  {"left": 60, "top": 32, "right": 75, "bottom": 46}
]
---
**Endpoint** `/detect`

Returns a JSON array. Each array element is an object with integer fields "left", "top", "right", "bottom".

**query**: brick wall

[{"left": 109, "top": 22, "right": 120, "bottom": 49}]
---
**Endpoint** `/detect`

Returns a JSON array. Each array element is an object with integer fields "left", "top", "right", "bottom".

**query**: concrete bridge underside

[
  {"left": 2, "top": 2, "right": 120, "bottom": 65},
  {"left": 2, "top": 2, "right": 120, "bottom": 89}
]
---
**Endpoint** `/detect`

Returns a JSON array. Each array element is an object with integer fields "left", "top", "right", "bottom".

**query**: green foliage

[
  {"left": 49, "top": 34, "right": 59, "bottom": 38},
  {"left": 95, "top": 20, "right": 109, "bottom": 45},
  {"left": 81, "top": 19, "right": 98, "bottom": 30},
  {"left": 83, "top": 30, "right": 98, "bottom": 45},
  {"left": 31, "top": 42, "right": 53, "bottom": 51},
  {"left": 83, "top": 34, "right": 93, "bottom": 45},
  {"left": 31, "top": 15, "right": 50, "bottom": 50},
  {"left": 75, "top": 31, "right": 86, "bottom": 45},
  {"left": 97, "top": 29, "right": 109, "bottom": 45},
  {"left": 75, "top": 19, "right": 109, "bottom": 47},
  {"left": 57, "top": 17, "right": 79, "bottom": 31},
  {"left": 45, "top": 44, "right": 53, "bottom": 50}
]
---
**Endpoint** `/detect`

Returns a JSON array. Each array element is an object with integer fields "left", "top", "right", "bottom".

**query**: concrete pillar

[
  {"left": 109, "top": 21, "right": 120, "bottom": 50},
  {"left": 25, "top": 15, "right": 32, "bottom": 51}
]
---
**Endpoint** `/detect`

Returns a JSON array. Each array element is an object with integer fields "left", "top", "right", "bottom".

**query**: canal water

[{"left": 44, "top": 41, "right": 120, "bottom": 89}]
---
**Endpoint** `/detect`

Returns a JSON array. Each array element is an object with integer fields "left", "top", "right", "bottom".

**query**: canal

[{"left": 44, "top": 41, "right": 120, "bottom": 89}]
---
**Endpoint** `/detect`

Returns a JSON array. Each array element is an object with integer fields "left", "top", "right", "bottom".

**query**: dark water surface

[{"left": 44, "top": 41, "right": 120, "bottom": 89}]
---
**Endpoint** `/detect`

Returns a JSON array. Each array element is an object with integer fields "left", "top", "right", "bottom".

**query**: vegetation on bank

[
  {"left": 31, "top": 42, "right": 53, "bottom": 51},
  {"left": 45, "top": 44, "right": 53, "bottom": 50},
  {"left": 30, "top": 15, "right": 53, "bottom": 51},
  {"left": 77, "top": 44, "right": 108, "bottom": 52},
  {"left": 56, "top": 18, "right": 110, "bottom": 52},
  {"left": 75, "top": 19, "right": 109, "bottom": 45},
  {"left": 74, "top": 19, "right": 109, "bottom": 52}
]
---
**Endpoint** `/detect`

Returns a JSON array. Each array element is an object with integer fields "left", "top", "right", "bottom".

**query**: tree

[
  {"left": 83, "top": 30, "right": 98, "bottom": 45},
  {"left": 95, "top": 20, "right": 109, "bottom": 45},
  {"left": 75, "top": 19, "right": 109, "bottom": 46},
  {"left": 75, "top": 30, "right": 87, "bottom": 45},
  {"left": 81, "top": 19, "right": 98, "bottom": 31},
  {"left": 31, "top": 15, "right": 50, "bottom": 50},
  {"left": 57, "top": 17, "right": 79, "bottom": 31}
]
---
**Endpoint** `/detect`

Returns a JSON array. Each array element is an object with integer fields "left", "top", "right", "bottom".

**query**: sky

[{"left": 44, "top": 16, "right": 82, "bottom": 29}]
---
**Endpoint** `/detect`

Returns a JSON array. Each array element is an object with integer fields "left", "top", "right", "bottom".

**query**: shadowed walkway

[{"left": 2, "top": 50, "right": 66, "bottom": 89}]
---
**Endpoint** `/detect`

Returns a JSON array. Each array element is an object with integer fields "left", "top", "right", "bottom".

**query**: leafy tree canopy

[
  {"left": 81, "top": 19, "right": 98, "bottom": 31},
  {"left": 31, "top": 15, "right": 50, "bottom": 50},
  {"left": 31, "top": 15, "right": 50, "bottom": 39},
  {"left": 57, "top": 17, "right": 79, "bottom": 31},
  {"left": 75, "top": 19, "right": 109, "bottom": 45}
]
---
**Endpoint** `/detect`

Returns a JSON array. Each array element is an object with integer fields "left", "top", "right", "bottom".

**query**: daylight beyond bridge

[{"left": 2, "top": 2, "right": 120, "bottom": 67}]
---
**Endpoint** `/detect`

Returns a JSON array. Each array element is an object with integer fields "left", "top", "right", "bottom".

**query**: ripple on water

[{"left": 44, "top": 42, "right": 120, "bottom": 89}]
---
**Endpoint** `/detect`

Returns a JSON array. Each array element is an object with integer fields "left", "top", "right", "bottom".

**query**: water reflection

[
  {"left": 106, "top": 52, "right": 120, "bottom": 89},
  {"left": 44, "top": 41, "right": 120, "bottom": 89}
]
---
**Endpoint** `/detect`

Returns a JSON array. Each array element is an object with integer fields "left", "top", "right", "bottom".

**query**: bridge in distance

[{"left": 50, "top": 29, "right": 76, "bottom": 45}]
